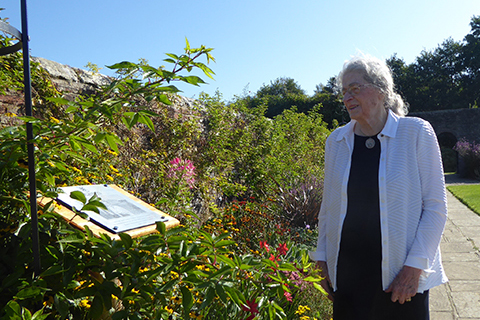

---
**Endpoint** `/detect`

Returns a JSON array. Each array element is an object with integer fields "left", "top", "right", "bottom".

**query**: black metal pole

[{"left": 20, "top": 0, "right": 41, "bottom": 276}]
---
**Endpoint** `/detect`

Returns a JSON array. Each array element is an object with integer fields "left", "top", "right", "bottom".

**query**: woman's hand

[
  {"left": 385, "top": 266, "right": 422, "bottom": 304},
  {"left": 316, "top": 260, "right": 335, "bottom": 302}
]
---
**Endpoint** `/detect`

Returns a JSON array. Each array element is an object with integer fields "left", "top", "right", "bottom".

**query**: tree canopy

[
  {"left": 387, "top": 15, "right": 480, "bottom": 112},
  {"left": 239, "top": 15, "right": 480, "bottom": 121}
]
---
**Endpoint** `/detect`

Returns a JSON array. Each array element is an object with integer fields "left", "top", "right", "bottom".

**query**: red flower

[
  {"left": 269, "top": 254, "right": 277, "bottom": 261},
  {"left": 243, "top": 299, "right": 259, "bottom": 320},
  {"left": 277, "top": 243, "right": 288, "bottom": 256},
  {"left": 259, "top": 241, "right": 270, "bottom": 252}
]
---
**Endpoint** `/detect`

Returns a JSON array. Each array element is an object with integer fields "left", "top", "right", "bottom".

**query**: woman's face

[{"left": 342, "top": 71, "right": 384, "bottom": 124}]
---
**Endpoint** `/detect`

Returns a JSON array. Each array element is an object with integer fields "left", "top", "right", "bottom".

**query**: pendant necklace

[
  {"left": 356, "top": 125, "right": 378, "bottom": 149},
  {"left": 365, "top": 137, "right": 375, "bottom": 149}
]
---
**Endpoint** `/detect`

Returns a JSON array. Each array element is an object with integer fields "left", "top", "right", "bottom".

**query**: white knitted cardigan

[{"left": 309, "top": 110, "right": 448, "bottom": 292}]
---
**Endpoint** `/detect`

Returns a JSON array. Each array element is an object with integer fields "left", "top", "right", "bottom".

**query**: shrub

[
  {"left": 454, "top": 139, "right": 480, "bottom": 179},
  {"left": 0, "top": 30, "right": 332, "bottom": 319}
]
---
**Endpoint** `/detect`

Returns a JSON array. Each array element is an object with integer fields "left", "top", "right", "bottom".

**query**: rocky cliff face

[
  {"left": 32, "top": 57, "right": 112, "bottom": 100},
  {"left": 0, "top": 57, "right": 202, "bottom": 126}
]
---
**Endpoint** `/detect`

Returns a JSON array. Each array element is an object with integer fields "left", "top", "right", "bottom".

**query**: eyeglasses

[{"left": 341, "top": 84, "right": 372, "bottom": 97}]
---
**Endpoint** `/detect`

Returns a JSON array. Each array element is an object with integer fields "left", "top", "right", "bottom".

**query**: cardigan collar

[{"left": 335, "top": 109, "right": 400, "bottom": 142}]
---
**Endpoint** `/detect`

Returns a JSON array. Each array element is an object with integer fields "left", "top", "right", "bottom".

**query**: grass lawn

[{"left": 447, "top": 184, "right": 480, "bottom": 216}]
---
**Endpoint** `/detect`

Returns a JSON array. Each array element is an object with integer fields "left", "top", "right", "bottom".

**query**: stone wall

[
  {"left": 409, "top": 109, "right": 480, "bottom": 145},
  {"left": 410, "top": 108, "right": 480, "bottom": 173}
]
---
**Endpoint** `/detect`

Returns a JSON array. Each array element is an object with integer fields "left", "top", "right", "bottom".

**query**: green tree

[
  {"left": 257, "top": 77, "right": 306, "bottom": 98},
  {"left": 461, "top": 15, "right": 480, "bottom": 106},
  {"left": 387, "top": 15, "right": 480, "bottom": 112}
]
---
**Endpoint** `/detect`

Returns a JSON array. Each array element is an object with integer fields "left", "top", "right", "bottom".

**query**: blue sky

[{"left": 1, "top": 0, "right": 479, "bottom": 101}]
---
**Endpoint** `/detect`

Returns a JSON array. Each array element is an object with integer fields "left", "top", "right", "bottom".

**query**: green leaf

[
  {"left": 94, "top": 132, "right": 106, "bottom": 144},
  {"left": 47, "top": 97, "right": 71, "bottom": 105},
  {"left": 214, "top": 240, "right": 236, "bottom": 248},
  {"left": 53, "top": 293, "right": 70, "bottom": 318},
  {"left": 81, "top": 204, "right": 100, "bottom": 213},
  {"left": 107, "top": 61, "right": 137, "bottom": 70},
  {"left": 105, "top": 134, "right": 119, "bottom": 153},
  {"left": 15, "top": 286, "right": 45, "bottom": 300},
  {"left": 268, "top": 303, "right": 275, "bottom": 320},
  {"left": 69, "top": 137, "right": 81, "bottom": 151},
  {"left": 4, "top": 300, "right": 22, "bottom": 319},
  {"left": 31, "top": 308, "right": 49, "bottom": 320},
  {"left": 69, "top": 191, "right": 86, "bottom": 204},
  {"left": 180, "top": 75, "right": 206, "bottom": 86},
  {"left": 224, "top": 286, "right": 245, "bottom": 306},
  {"left": 118, "top": 233, "right": 133, "bottom": 250},
  {"left": 40, "top": 265, "right": 65, "bottom": 277},
  {"left": 21, "top": 307, "right": 32, "bottom": 320},
  {"left": 199, "top": 286, "right": 215, "bottom": 310},
  {"left": 313, "top": 282, "right": 328, "bottom": 296},
  {"left": 165, "top": 53, "right": 179, "bottom": 61},
  {"left": 154, "top": 85, "right": 181, "bottom": 93},
  {"left": 52, "top": 161, "right": 68, "bottom": 171},
  {"left": 156, "top": 221, "right": 166, "bottom": 235},
  {"left": 111, "top": 310, "right": 128, "bottom": 320},
  {"left": 303, "top": 276, "right": 322, "bottom": 282},
  {"left": 215, "top": 255, "right": 235, "bottom": 268},
  {"left": 138, "top": 113, "right": 155, "bottom": 132},
  {"left": 181, "top": 286, "right": 194, "bottom": 316},
  {"left": 215, "top": 283, "right": 228, "bottom": 304},
  {"left": 89, "top": 294, "right": 104, "bottom": 319},
  {"left": 163, "top": 58, "right": 176, "bottom": 64}
]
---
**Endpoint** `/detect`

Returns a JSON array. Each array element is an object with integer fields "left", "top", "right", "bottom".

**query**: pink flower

[
  {"left": 167, "top": 158, "right": 196, "bottom": 188},
  {"left": 277, "top": 243, "right": 288, "bottom": 256},
  {"left": 284, "top": 291, "right": 293, "bottom": 302}
]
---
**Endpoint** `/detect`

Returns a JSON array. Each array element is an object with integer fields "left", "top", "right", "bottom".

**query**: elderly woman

[{"left": 310, "top": 55, "right": 448, "bottom": 319}]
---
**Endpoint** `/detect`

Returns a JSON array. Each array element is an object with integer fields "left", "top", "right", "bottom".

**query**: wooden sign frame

[{"left": 37, "top": 184, "right": 180, "bottom": 240}]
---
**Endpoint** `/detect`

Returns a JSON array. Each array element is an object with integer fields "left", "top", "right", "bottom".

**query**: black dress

[{"left": 333, "top": 134, "right": 429, "bottom": 320}]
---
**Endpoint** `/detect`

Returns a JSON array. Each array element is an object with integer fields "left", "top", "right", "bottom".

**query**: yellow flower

[
  {"left": 106, "top": 174, "right": 114, "bottom": 181},
  {"left": 49, "top": 116, "right": 60, "bottom": 124},
  {"left": 5, "top": 112, "right": 17, "bottom": 117},
  {"left": 171, "top": 296, "right": 182, "bottom": 304},
  {"left": 43, "top": 295, "right": 54, "bottom": 307},
  {"left": 79, "top": 299, "right": 91, "bottom": 309},
  {"left": 107, "top": 149, "right": 118, "bottom": 156},
  {"left": 295, "top": 305, "right": 311, "bottom": 315},
  {"left": 72, "top": 167, "right": 82, "bottom": 174},
  {"left": 52, "top": 200, "right": 62, "bottom": 210},
  {"left": 131, "top": 288, "right": 140, "bottom": 294},
  {"left": 300, "top": 317, "right": 310, "bottom": 320},
  {"left": 109, "top": 165, "right": 119, "bottom": 173},
  {"left": 47, "top": 160, "right": 55, "bottom": 168},
  {"left": 189, "top": 311, "right": 203, "bottom": 319},
  {"left": 164, "top": 305, "right": 174, "bottom": 314}
]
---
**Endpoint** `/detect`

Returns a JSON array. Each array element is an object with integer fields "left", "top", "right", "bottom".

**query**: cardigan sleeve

[{"left": 404, "top": 120, "right": 448, "bottom": 271}]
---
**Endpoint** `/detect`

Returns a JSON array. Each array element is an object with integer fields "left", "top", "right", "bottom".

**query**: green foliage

[
  {"left": 387, "top": 15, "right": 480, "bottom": 112},
  {"left": 0, "top": 32, "right": 332, "bottom": 319},
  {"left": 239, "top": 77, "right": 345, "bottom": 127}
]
